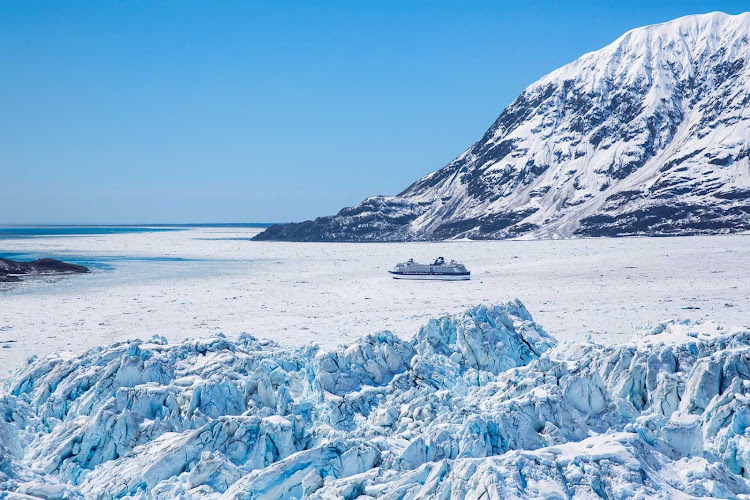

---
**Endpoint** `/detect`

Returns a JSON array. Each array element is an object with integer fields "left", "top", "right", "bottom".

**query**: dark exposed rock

[
  {"left": 0, "top": 271, "right": 21, "bottom": 283},
  {"left": 576, "top": 202, "right": 750, "bottom": 237},
  {"left": 0, "top": 258, "right": 89, "bottom": 283}
]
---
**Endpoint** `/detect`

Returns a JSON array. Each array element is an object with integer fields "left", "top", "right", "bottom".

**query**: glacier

[{"left": 2, "top": 301, "right": 750, "bottom": 498}]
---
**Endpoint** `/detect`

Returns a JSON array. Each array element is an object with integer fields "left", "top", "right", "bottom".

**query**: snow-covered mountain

[{"left": 255, "top": 12, "right": 750, "bottom": 241}]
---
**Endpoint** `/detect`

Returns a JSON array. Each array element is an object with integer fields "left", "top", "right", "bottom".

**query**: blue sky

[{"left": 1, "top": 1, "right": 748, "bottom": 224}]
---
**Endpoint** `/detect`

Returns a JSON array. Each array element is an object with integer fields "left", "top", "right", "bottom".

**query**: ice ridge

[{"left": 2, "top": 301, "right": 750, "bottom": 498}]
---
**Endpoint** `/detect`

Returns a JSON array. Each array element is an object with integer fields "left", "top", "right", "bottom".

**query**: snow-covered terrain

[
  {"left": 3, "top": 300, "right": 750, "bottom": 499},
  {"left": 255, "top": 12, "right": 750, "bottom": 241},
  {"left": 2, "top": 227, "right": 750, "bottom": 376}
]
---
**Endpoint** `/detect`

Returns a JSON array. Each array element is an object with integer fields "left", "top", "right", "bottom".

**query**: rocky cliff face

[{"left": 255, "top": 12, "right": 750, "bottom": 241}]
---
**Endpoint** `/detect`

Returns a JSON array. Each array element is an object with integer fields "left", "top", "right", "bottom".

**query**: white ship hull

[
  {"left": 390, "top": 257, "right": 470, "bottom": 281},
  {"left": 390, "top": 273, "right": 470, "bottom": 281}
]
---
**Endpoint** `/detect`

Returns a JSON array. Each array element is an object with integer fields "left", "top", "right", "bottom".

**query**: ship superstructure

[{"left": 389, "top": 257, "right": 470, "bottom": 281}]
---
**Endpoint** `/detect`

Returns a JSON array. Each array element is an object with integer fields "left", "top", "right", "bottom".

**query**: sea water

[{"left": 0, "top": 225, "right": 271, "bottom": 294}]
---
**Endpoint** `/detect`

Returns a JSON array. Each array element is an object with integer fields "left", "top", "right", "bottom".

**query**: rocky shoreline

[{"left": 0, "top": 257, "right": 89, "bottom": 283}]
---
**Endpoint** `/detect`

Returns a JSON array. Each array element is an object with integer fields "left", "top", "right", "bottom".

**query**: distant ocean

[
  {"left": 0, "top": 224, "right": 273, "bottom": 268},
  {"left": 0, "top": 224, "right": 273, "bottom": 239}
]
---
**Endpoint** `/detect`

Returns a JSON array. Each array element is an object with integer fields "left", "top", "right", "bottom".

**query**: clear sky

[{"left": 2, "top": 0, "right": 748, "bottom": 224}]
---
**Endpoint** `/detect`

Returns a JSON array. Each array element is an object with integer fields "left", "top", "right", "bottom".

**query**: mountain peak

[{"left": 255, "top": 12, "right": 750, "bottom": 242}]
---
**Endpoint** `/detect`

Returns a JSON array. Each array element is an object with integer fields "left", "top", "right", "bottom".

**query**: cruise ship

[{"left": 389, "top": 257, "right": 471, "bottom": 281}]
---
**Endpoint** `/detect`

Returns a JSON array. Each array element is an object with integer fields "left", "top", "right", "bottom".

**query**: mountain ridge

[{"left": 255, "top": 12, "right": 750, "bottom": 241}]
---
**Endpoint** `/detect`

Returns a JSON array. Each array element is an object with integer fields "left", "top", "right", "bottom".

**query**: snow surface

[
  {"left": 3, "top": 299, "right": 750, "bottom": 499},
  {"left": 2, "top": 227, "right": 750, "bottom": 376}
]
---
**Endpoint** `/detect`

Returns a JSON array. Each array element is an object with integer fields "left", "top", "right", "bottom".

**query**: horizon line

[{"left": 0, "top": 222, "right": 279, "bottom": 227}]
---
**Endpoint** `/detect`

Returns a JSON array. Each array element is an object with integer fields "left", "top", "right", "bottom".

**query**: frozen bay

[{"left": 1, "top": 227, "right": 749, "bottom": 375}]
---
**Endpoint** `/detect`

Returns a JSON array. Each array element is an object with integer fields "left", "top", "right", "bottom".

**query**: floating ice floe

[{"left": 2, "top": 300, "right": 750, "bottom": 499}]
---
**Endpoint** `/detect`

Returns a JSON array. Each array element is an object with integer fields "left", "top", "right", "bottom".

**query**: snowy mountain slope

[
  {"left": 255, "top": 12, "right": 750, "bottom": 241},
  {"left": 3, "top": 302, "right": 750, "bottom": 498}
]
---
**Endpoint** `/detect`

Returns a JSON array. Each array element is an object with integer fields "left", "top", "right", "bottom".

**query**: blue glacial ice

[{"left": 2, "top": 300, "right": 750, "bottom": 498}]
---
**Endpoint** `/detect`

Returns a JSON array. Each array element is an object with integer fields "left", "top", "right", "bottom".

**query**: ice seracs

[
  {"left": 2, "top": 301, "right": 750, "bottom": 498},
  {"left": 255, "top": 12, "right": 750, "bottom": 241},
  {"left": 389, "top": 257, "right": 471, "bottom": 280}
]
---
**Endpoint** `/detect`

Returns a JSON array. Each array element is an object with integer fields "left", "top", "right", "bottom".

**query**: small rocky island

[{"left": 0, "top": 257, "right": 89, "bottom": 283}]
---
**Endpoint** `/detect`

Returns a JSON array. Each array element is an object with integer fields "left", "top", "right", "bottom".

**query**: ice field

[
  {"left": 3, "top": 300, "right": 750, "bottom": 498},
  {"left": 3, "top": 228, "right": 750, "bottom": 498},
  {"left": 1, "top": 227, "right": 750, "bottom": 375}
]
